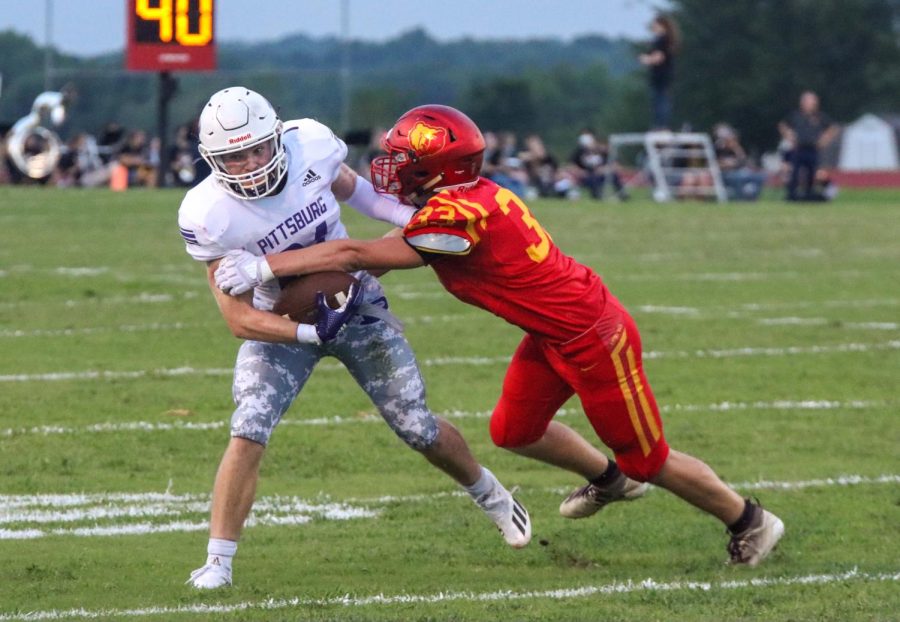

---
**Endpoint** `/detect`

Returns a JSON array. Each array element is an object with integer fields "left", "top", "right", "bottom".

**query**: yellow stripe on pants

[
  {"left": 625, "top": 345, "right": 661, "bottom": 442},
  {"left": 611, "top": 332, "right": 651, "bottom": 456}
]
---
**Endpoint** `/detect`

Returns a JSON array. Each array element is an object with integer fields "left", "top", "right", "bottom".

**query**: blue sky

[{"left": 0, "top": 0, "right": 664, "bottom": 56}]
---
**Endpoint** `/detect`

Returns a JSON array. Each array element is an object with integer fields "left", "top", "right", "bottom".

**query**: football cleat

[
  {"left": 185, "top": 557, "right": 233, "bottom": 589},
  {"left": 559, "top": 475, "right": 649, "bottom": 519},
  {"left": 475, "top": 486, "right": 531, "bottom": 549},
  {"left": 727, "top": 506, "right": 785, "bottom": 567}
]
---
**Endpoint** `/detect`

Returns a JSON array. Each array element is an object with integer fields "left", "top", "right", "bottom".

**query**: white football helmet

[{"left": 198, "top": 86, "right": 287, "bottom": 199}]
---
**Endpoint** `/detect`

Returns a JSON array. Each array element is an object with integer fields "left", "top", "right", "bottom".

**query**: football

[{"left": 272, "top": 271, "right": 359, "bottom": 323}]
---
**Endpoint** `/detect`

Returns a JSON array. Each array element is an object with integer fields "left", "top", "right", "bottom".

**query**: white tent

[{"left": 838, "top": 113, "right": 899, "bottom": 171}]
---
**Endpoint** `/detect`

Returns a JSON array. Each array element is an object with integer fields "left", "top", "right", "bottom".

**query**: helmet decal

[
  {"left": 372, "top": 105, "right": 484, "bottom": 198},
  {"left": 408, "top": 122, "right": 447, "bottom": 156},
  {"left": 228, "top": 132, "right": 252, "bottom": 145}
]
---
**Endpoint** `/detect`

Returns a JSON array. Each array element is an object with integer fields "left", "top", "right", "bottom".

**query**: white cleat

[
  {"left": 475, "top": 486, "right": 532, "bottom": 549},
  {"left": 186, "top": 557, "right": 232, "bottom": 589},
  {"left": 727, "top": 507, "right": 785, "bottom": 567},
  {"left": 559, "top": 475, "right": 649, "bottom": 519}
]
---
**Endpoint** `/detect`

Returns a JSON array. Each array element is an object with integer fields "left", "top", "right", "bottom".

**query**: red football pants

[{"left": 490, "top": 297, "right": 670, "bottom": 481}]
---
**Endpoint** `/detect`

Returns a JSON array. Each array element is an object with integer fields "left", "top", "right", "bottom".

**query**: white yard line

[
  {"left": 1, "top": 400, "right": 887, "bottom": 439},
  {"left": 2, "top": 314, "right": 894, "bottom": 339},
  {"left": 0, "top": 568, "right": 895, "bottom": 620},
  {"left": 728, "top": 474, "right": 900, "bottom": 491},
  {"left": 0, "top": 315, "right": 469, "bottom": 338},
  {"left": 0, "top": 291, "right": 201, "bottom": 311},
  {"left": 643, "top": 340, "right": 900, "bottom": 360},
  {"left": 1, "top": 474, "right": 895, "bottom": 541},
  {"left": 7, "top": 338, "right": 898, "bottom": 383},
  {"left": 610, "top": 269, "right": 869, "bottom": 282},
  {"left": 363, "top": 474, "right": 900, "bottom": 506},
  {"left": 1, "top": 296, "right": 896, "bottom": 334},
  {"left": 0, "top": 495, "right": 379, "bottom": 540},
  {"left": 754, "top": 317, "right": 898, "bottom": 330},
  {"left": 0, "top": 322, "right": 201, "bottom": 338},
  {"left": 732, "top": 298, "right": 900, "bottom": 312}
]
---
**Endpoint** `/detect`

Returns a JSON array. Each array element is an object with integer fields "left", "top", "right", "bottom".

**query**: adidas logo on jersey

[{"left": 302, "top": 169, "right": 322, "bottom": 186}]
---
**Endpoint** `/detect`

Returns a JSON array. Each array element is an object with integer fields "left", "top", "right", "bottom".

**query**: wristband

[
  {"left": 258, "top": 257, "right": 275, "bottom": 283},
  {"left": 295, "top": 323, "right": 322, "bottom": 344}
]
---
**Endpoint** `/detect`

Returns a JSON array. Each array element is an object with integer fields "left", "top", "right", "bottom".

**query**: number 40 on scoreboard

[{"left": 126, "top": 0, "right": 216, "bottom": 72}]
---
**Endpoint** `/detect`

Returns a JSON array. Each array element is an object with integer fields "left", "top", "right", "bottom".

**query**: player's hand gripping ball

[{"left": 273, "top": 272, "right": 360, "bottom": 324}]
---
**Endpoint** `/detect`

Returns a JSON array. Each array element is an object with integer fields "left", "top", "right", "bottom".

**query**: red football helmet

[{"left": 371, "top": 105, "right": 485, "bottom": 199}]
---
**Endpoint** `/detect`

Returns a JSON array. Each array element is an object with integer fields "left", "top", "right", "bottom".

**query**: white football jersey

[{"left": 178, "top": 119, "right": 358, "bottom": 311}]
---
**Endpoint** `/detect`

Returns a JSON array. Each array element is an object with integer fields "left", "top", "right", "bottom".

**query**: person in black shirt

[
  {"left": 639, "top": 14, "right": 680, "bottom": 130},
  {"left": 569, "top": 129, "right": 628, "bottom": 201},
  {"left": 713, "top": 123, "right": 768, "bottom": 201},
  {"left": 778, "top": 91, "right": 839, "bottom": 201}
]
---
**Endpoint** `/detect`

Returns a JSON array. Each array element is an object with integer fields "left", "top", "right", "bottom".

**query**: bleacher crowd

[
  {"left": 1, "top": 119, "right": 804, "bottom": 202},
  {"left": 0, "top": 119, "right": 209, "bottom": 190}
]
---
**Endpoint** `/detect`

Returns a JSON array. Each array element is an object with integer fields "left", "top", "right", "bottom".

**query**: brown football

[{"left": 272, "top": 271, "right": 359, "bottom": 323}]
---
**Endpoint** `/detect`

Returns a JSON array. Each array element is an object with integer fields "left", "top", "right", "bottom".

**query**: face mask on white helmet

[{"left": 198, "top": 86, "right": 288, "bottom": 199}]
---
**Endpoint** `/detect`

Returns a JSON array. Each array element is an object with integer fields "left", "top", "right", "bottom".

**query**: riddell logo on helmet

[
  {"left": 228, "top": 133, "right": 252, "bottom": 144},
  {"left": 408, "top": 122, "right": 446, "bottom": 156}
]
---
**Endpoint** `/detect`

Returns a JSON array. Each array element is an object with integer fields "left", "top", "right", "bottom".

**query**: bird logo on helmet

[
  {"left": 408, "top": 122, "right": 447, "bottom": 156},
  {"left": 371, "top": 105, "right": 486, "bottom": 200}
]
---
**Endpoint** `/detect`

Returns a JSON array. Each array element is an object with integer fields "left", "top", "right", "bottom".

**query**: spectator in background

[
  {"left": 96, "top": 121, "right": 127, "bottom": 165},
  {"left": 713, "top": 123, "right": 768, "bottom": 201},
  {"left": 54, "top": 135, "right": 85, "bottom": 187},
  {"left": 480, "top": 130, "right": 500, "bottom": 179},
  {"left": 188, "top": 118, "right": 211, "bottom": 185},
  {"left": 639, "top": 14, "right": 680, "bottom": 131},
  {"left": 118, "top": 129, "right": 158, "bottom": 188},
  {"left": 168, "top": 121, "right": 208, "bottom": 187},
  {"left": 519, "top": 134, "right": 562, "bottom": 198},
  {"left": 778, "top": 91, "right": 839, "bottom": 201},
  {"left": 484, "top": 131, "right": 530, "bottom": 197},
  {"left": 569, "top": 128, "right": 628, "bottom": 201}
]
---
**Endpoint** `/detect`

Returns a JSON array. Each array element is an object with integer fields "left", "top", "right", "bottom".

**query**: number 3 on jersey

[{"left": 495, "top": 187, "right": 551, "bottom": 263}]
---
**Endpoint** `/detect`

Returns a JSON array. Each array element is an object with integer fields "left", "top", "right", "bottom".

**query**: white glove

[{"left": 214, "top": 250, "right": 275, "bottom": 295}]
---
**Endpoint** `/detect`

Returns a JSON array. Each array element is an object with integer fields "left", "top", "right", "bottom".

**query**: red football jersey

[{"left": 403, "top": 178, "right": 609, "bottom": 343}]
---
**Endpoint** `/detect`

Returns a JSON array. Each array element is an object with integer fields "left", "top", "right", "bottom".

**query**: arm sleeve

[{"left": 345, "top": 175, "right": 416, "bottom": 228}]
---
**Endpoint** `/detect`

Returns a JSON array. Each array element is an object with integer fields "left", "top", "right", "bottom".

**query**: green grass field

[{"left": 0, "top": 185, "right": 898, "bottom": 621}]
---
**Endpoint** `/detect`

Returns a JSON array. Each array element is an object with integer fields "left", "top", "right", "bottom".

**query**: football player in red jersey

[{"left": 215, "top": 105, "right": 784, "bottom": 566}]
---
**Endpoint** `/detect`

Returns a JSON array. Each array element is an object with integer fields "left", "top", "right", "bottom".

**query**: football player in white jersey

[{"left": 177, "top": 87, "right": 531, "bottom": 589}]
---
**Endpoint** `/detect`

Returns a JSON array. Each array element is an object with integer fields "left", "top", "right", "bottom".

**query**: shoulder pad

[
  {"left": 406, "top": 232, "right": 472, "bottom": 255},
  {"left": 284, "top": 118, "right": 337, "bottom": 142}
]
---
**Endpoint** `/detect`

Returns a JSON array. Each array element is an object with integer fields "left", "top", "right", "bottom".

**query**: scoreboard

[{"left": 126, "top": 0, "right": 216, "bottom": 72}]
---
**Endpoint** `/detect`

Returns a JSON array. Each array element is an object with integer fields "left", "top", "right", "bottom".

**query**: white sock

[
  {"left": 463, "top": 467, "right": 498, "bottom": 499},
  {"left": 206, "top": 538, "right": 237, "bottom": 569}
]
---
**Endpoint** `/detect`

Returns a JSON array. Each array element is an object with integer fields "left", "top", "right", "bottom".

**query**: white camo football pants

[{"left": 229, "top": 275, "right": 439, "bottom": 450}]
